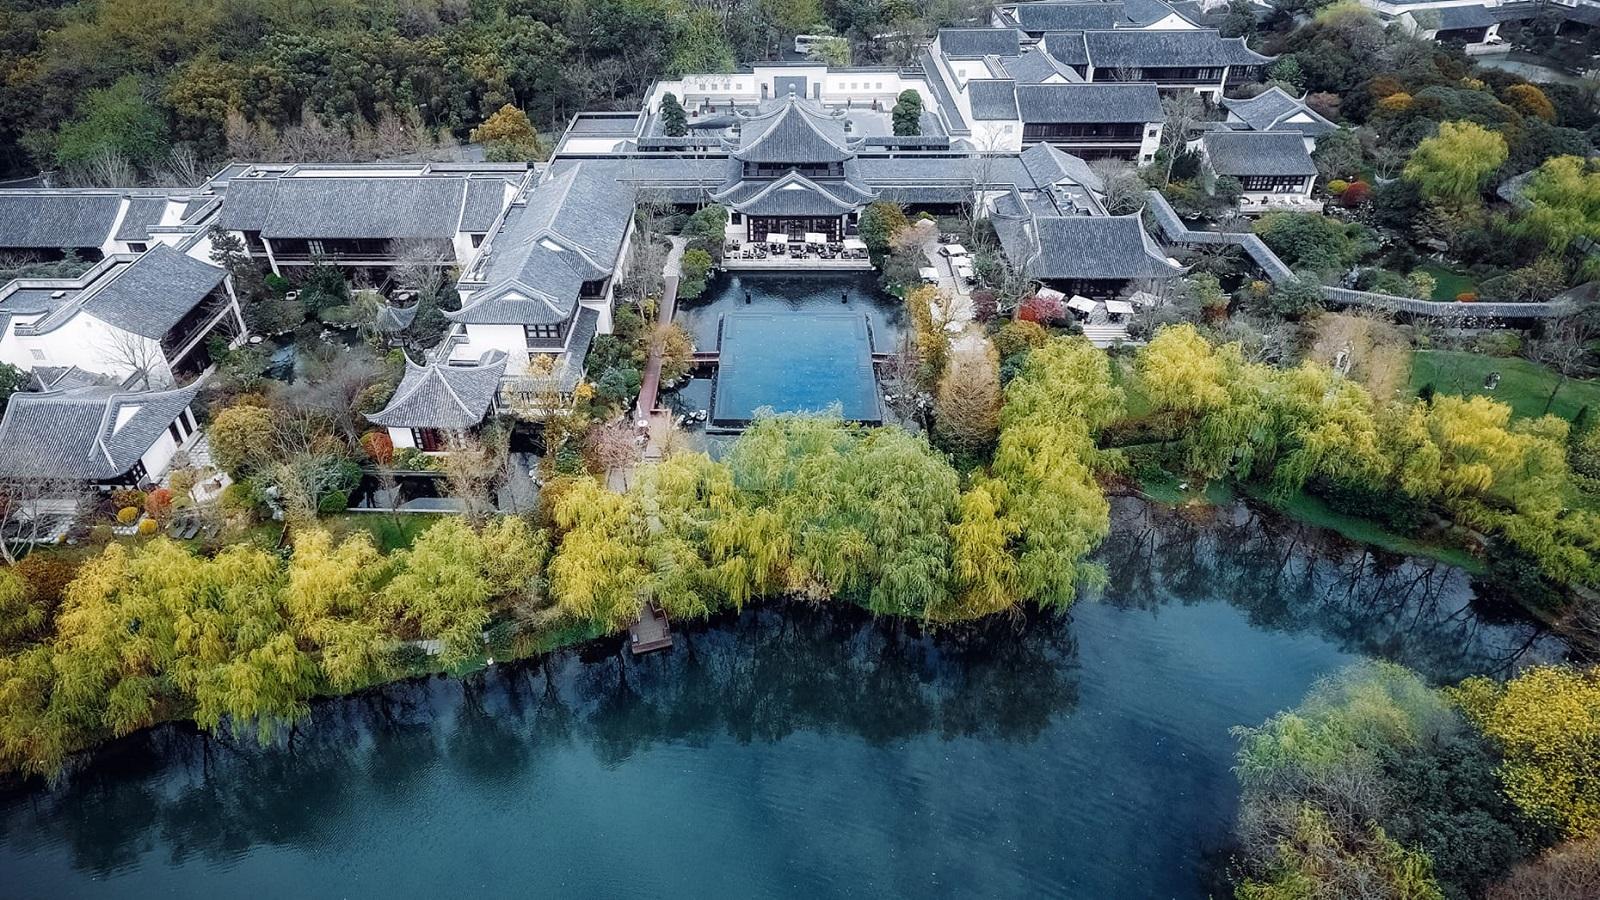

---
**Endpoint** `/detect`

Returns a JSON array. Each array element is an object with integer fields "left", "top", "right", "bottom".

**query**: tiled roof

[
  {"left": 1000, "top": 50, "right": 1084, "bottom": 84},
  {"left": 368, "top": 351, "right": 507, "bottom": 430},
  {"left": 712, "top": 171, "right": 875, "bottom": 215},
  {"left": 994, "top": 211, "right": 1181, "bottom": 280},
  {"left": 1014, "top": 83, "right": 1163, "bottom": 123},
  {"left": 1222, "top": 86, "right": 1336, "bottom": 137},
  {"left": 375, "top": 302, "right": 418, "bottom": 333},
  {"left": 220, "top": 175, "right": 483, "bottom": 240},
  {"left": 75, "top": 245, "right": 225, "bottom": 339},
  {"left": 1008, "top": 2, "right": 1126, "bottom": 32},
  {"left": 729, "top": 97, "right": 859, "bottom": 164},
  {"left": 969, "top": 80, "right": 1021, "bottom": 120},
  {"left": 1433, "top": 4, "right": 1498, "bottom": 29},
  {"left": 113, "top": 197, "right": 169, "bottom": 242},
  {"left": 0, "top": 193, "right": 122, "bottom": 249},
  {"left": 1078, "top": 28, "right": 1272, "bottom": 69},
  {"left": 1202, "top": 131, "right": 1317, "bottom": 177},
  {"left": 458, "top": 164, "right": 634, "bottom": 326},
  {"left": 0, "top": 380, "right": 201, "bottom": 480},
  {"left": 1020, "top": 143, "right": 1104, "bottom": 192},
  {"left": 459, "top": 177, "right": 514, "bottom": 233},
  {"left": 939, "top": 27, "right": 1026, "bottom": 57}
]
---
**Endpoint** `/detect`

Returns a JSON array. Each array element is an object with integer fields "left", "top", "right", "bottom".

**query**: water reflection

[
  {"left": 0, "top": 498, "right": 1562, "bottom": 897},
  {"left": 1097, "top": 497, "right": 1558, "bottom": 682}
]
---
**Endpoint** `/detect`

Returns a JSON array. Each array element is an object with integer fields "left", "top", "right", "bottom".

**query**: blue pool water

[
  {"left": 677, "top": 272, "right": 901, "bottom": 428},
  {"left": 713, "top": 312, "right": 881, "bottom": 425}
]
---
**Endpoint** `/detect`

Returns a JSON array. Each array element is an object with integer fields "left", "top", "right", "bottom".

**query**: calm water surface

[{"left": 0, "top": 499, "right": 1562, "bottom": 898}]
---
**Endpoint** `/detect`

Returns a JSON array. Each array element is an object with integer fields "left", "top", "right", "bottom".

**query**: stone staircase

[{"left": 1081, "top": 322, "right": 1130, "bottom": 348}]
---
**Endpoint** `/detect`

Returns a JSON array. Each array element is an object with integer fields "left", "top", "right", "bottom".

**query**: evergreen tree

[
  {"left": 661, "top": 92, "right": 688, "bottom": 137},
  {"left": 891, "top": 89, "right": 923, "bottom": 137}
]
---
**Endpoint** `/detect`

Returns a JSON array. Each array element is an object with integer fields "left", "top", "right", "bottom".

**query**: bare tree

[
  {"left": 443, "top": 429, "right": 507, "bottom": 522},
  {"left": 1525, "top": 314, "right": 1600, "bottom": 414},
  {"left": 67, "top": 148, "right": 136, "bottom": 188},
  {"left": 1159, "top": 91, "right": 1206, "bottom": 186},
  {"left": 153, "top": 145, "right": 210, "bottom": 188},
  {"left": 1089, "top": 158, "right": 1145, "bottom": 214},
  {"left": 0, "top": 478, "right": 89, "bottom": 565},
  {"left": 98, "top": 329, "right": 171, "bottom": 388},
  {"left": 277, "top": 344, "right": 389, "bottom": 445}
]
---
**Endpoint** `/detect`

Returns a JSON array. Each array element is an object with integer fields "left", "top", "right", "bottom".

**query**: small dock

[{"left": 629, "top": 603, "right": 674, "bottom": 655}]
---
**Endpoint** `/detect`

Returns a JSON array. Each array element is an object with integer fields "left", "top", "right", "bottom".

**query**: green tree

[
  {"left": 0, "top": 568, "right": 42, "bottom": 647},
  {"left": 208, "top": 404, "right": 276, "bottom": 476},
  {"left": 660, "top": 92, "right": 688, "bottom": 137},
  {"left": 891, "top": 89, "right": 923, "bottom": 136},
  {"left": 0, "top": 362, "right": 27, "bottom": 416},
  {"left": 1404, "top": 121, "right": 1508, "bottom": 204},
  {"left": 52, "top": 75, "right": 170, "bottom": 175},
  {"left": 934, "top": 338, "right": 1001, "bottom": 460},
  {"left": 678, "top": 247, "right": 713, "bottom": 299},
  {"left": 805, "top": 36, "right": 850, "bottom": 67},
  {"left": 470, "top": 104, "right": 547, "bottom": 162},
  {"left": 857, "top": 200, "right": 908, "bottom": 254}
]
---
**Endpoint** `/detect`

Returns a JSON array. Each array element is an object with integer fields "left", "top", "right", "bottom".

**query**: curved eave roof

[{"left": 368, "top": 351, "right": 508, "bottom": 430}]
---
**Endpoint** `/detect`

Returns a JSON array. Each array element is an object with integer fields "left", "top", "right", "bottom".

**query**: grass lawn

[
  {"left": 1409, "top": 350, "right": 1600, "bottom": 421},
  {"left": 1416, "top": 261, "right": 1477, "bottom": 301},
  {"left": 1245, "top": 484, "right": 1485, "bottom": 574},
  {"left": 325, "top": 513, "right": 441, "bottom": 553}
]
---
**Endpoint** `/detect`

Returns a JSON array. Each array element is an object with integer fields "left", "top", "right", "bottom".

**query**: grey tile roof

[
  {"left": 29, "top": 366, "right": 111, "bottom": 392},
  {"left": 969, "top": 80, "right": 1022, "bottom": 120},
  {"left": 1000, "top": 50, "right": 1084, "bottom": 84},
  {"left": 114, "top": 197, "right": 168, "bottom": 242},
  {"left": 1222, "top": 86, "right": 1336, "bottom": 137},
  {"left": 729, "top": 98, "right": 860, "bottom": 164},
  {"left": 458, "top": 164, "right": 635, "bottom": 326},
  {"left": 1122, "top": 0, "right": 1187, "bottom": 25},
  {"left": 1080, "top": 28, "right": 1272, "bottom": 69},
  {"left": 0, "top": 193, "right": 122, "bottom": 249},
  {"left": 712, "top": 171, "right": 875, "bottom": 215},
  {"left": 220, "top": 175, "right": 475, "bottom": 239},
  {"left": 994, "top": 211, "right": 1181, "bottom": 280},
  {"left": 1202, "top": 131, "right": 1317, "bottom": 177},
  {"left": 72, "top": 245, "right": 226, "bottom": 339},
  {"left": 459, "top": 178, "right": 513, "bottom": 233},
  {"left": 0, "top": 379, "right": 202, "bottom": 481},
  {"left": 1009, "top": 2, "right": 1127, "bottom": 32},
  {"left": 1020, "top": 143, "right": 1104, "bottom": 191},
  {"left": 1433, "top": 4, "right": 1498, "bottom": 29},
  {"left": 375, "top": 302, "right": 419, "bottom": 333},
  {"left": 939, "top": 27, "right": 1025, "bottom": 57},
  {"left": 1042, "top": 31, "right": 1091, "bottom": 66},
  {"left": 1014, "top": 83, "right": 1163, "bottom": 123},
  {"left": 919, "top": 50, "right": 972, "bottom": 135},
  {"left": 368, "top": 351, "right": 507, "bottom": 430}
]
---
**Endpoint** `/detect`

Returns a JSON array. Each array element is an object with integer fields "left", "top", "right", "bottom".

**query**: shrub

[
  {"left": 144, "top": 488, "right": 173, "bottom": 521},
  {"left": 220, "top": 481, "right": 262, "bottom": 515},
  {"left": 1341, "top": 181, "right": 1372, "bottom": 207},
  {"left": 1328, "top": 178, "right": 1350, "bottom": 195},
  {"left": 1017, "top": 293, "right": 1065, "bottom": 325},
  {"left": 970, "top": 289, "right": 998, "bottom": 323},
  {"left": 361, "top": 431, "right": 395, "bottom": 465},
  {"left": 318, "top": 490, "right": 349, "bottom": 514},
  {"left": 992, "top": 320, "right": 1048, "bottom": 357},
  {"left": 1457, "top": 292, "right": 1477, "bottom": 303},
  {"left": 136, "top": 519, "right": 157, "bottom": 536},
  {"left": 109, "top": 488, "right": 145, "bottom": 510},
  {"left": 115, "top": 506, "right": 140, "bottom": 525}
]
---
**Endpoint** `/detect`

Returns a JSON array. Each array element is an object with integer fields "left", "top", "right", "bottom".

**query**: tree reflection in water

[{"left": 0, "top": 498, "right": 1562, "bottom": 888}]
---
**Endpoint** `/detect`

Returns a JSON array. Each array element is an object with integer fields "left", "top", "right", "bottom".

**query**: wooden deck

[{"left": 629, "top": 603, "right": 674, "bottom": 655}]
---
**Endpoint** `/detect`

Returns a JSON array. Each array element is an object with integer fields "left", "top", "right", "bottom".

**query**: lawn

[
  {"left": 1416, "top": 261, "right": 1477, "bottom": 301},
  {"left": 1409, "top": 350, "right": 1600, "bottom": 422}
]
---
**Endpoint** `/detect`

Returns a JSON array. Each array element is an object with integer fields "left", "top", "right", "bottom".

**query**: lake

[{"left": 0, "top": 498, "right": 1563, "bottom": 898}]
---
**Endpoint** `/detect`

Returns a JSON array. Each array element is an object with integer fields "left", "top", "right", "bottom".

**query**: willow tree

[
  {"left": 383, "top": 517, "right": 541, "bottom": 666},
  {"left": 286, "top": 528, "right": 391, "bottom": 691},
  {"left": 548, "top": 478, "right": 649, "bottom": 631}
]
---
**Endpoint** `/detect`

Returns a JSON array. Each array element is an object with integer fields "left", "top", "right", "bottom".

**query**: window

[
  {"left": 307, "top": 239, "right": 326, "bottom": 256},
  {"left": 168, "top": 422, "right": 184, "bottom": 445},
  {"left": 128, "top": 242, "right": 148, "bottom": 253},
  {"left": 1241, "top": 175, "right": 1308, "bottom": 193},
  {"left": 470, "top": 233, "right": 485, "bottom": 248},
  {"left": 524, "top": 323, "right": 562, "bottom": 344}
]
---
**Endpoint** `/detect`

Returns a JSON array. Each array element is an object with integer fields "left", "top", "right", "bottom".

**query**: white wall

[
  {"left": 450, "top": 323, "right": 527, "bottom": 364},
  {"left": 0, "top": 313, "right": 172, "bottom": 385},
  {"left": 388, "top": 426, "right": 417, "bottom": 450}
]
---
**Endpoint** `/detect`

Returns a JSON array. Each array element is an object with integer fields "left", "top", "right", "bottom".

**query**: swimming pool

[
  {"left": 677, "top": 272, "right": 901, "bottom": 429},
  {"left": 712, "top": 312, "right": 881, "bottom": 426}
]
